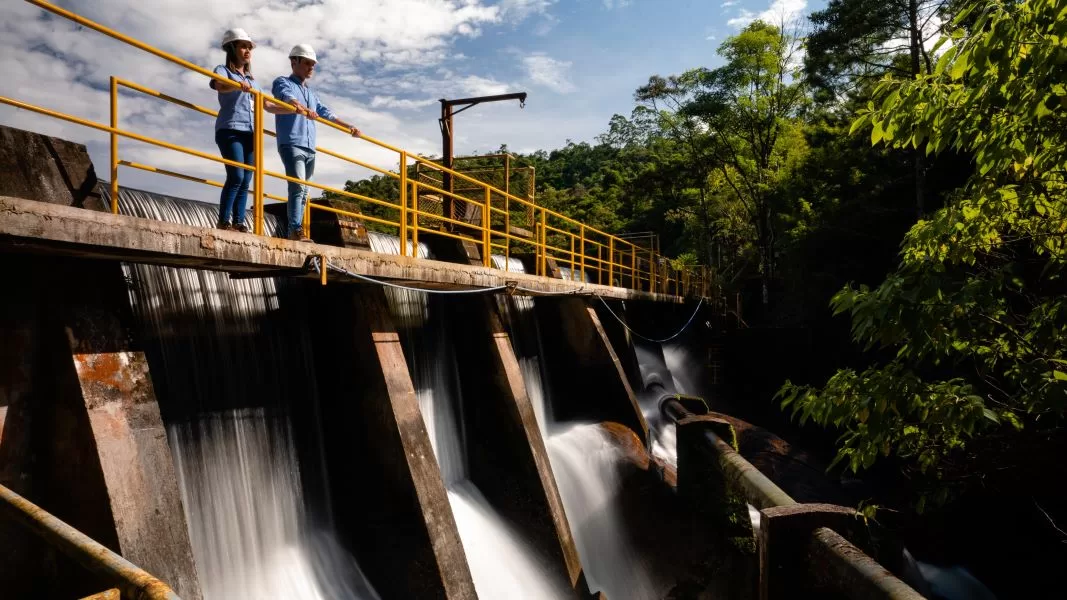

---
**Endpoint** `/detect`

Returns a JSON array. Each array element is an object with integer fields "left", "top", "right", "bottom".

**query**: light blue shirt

[
  {"left": 272, "top": 75, "right": 336, "bottom": 151},
  {"left": 211, "top": 65, "right": 261, "bottom": 132}
]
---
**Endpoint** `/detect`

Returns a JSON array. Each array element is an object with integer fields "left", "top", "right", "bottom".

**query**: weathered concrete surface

[
  {"left": 535, "top": 297, "right": 649, "bottom": 445},
  {"left": 758, "top": 503, "right": 867, "bottom": 600},
  {"left": 0, "top": 195, "right": 684, "bottom": 302},
  {"left": 0, "top": 125, "right": 101, "bottom": 208},
  {"left": 449, "top": 295, "right": 583, "bottom": 592},
  {"left": 308, "top": 283, "right": 477, "bottom": 599},
  {"left": 63, "top": 264, "right": 202, "bottom": 599},
  {"left": 591, "top": 299, "right": 643, "bottom": 393},
  {"left": 0, "top": 256, "right": 199, "bottom": 598}
]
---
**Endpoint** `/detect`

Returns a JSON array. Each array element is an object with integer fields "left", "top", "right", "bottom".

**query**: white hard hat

[
  {"left": 289, "top": 44, "right": 317, "bottom": 63},
  {"left": 220, "top": 28, "right": 255, "bottom": 49}
]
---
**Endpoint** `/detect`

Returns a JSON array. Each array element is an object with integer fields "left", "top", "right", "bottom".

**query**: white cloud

[
  {"left": 602, "top": 0, "right": 632, "bottom": 8},
  {"left": 370, "top": 96, "right": 438, "bottom": 110},
  {"left": 522, "top": 54, "right": 575, "bottom": 94},
  {"left": 721, "top": 0, "right": 739, "bottom": 7},
  {"left": 0, "top": 0, "right": 556, "bottom": 202},
  {"left": 706, "top": 35, "right": 717, "bottom": 41},
  {"left": 498, "top": 0, "right": 556, "bottom": 20},
  {"left": 726, "top": 0, "right": 807, "bottom": 28}
]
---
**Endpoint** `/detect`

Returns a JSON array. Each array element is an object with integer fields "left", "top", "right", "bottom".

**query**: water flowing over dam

[
  {"left": 0, "top": 120, "right": 935, "bottom": 600},
  {"left": 117, "top": 189, "right": 380, "bottom": 600}
]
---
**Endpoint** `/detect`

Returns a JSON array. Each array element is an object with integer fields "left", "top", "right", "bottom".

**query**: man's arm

[
  {"left": 272, "top": 78, "right": 309, "bottom": 115},
  {"left": 315, "top": 99, "right": 361, "bottom": 137}
]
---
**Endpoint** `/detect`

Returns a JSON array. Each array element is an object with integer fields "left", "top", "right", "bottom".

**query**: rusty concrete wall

[
  {"left": 535, "top": 297, "right": 649, "bottom": 445},
  {"left": 447, "top": 295, "right": 584, "bottom": 592},
  {"left": 0, "top": 256, "right": 200, "bottom": 598},
  {"left": 307, "top": 283, "right": 477, "bottom": 600},
  {"left": 0, "top": 124, "right": 102, "bottom": 209}
]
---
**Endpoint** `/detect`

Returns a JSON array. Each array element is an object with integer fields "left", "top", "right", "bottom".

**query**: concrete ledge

[{"left": 0, "top": 196, "right": 683, "bottom": 303}]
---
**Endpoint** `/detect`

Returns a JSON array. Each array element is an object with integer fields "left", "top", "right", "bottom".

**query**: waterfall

[
  {"left": 370, "top": 234, "right": 562, "bottom": 599},
  {"left": 110, "top": 188, "right": 378, "bottom": 600},
  {"left": 496, "top": 285, "right": 660, "bottom": 599}
]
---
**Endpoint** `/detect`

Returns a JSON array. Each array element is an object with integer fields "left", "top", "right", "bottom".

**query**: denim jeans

[
  {"left": 278, "top": 144, "right": 316, "bottom": 236},
  {"left": 215, "top": 129, "right": 255, "bottom": 226}
]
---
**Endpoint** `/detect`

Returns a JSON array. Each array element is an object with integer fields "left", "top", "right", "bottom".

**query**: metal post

[
  {"left": 580, "top": 224, "right": 585, "bottom": 283},
  {"left": 608, "top": 237, "right": 615, "bottom": 286},
  {"left": 482, "top": 186, "right": 491, "bottom": 268},
  {"left": 631, "top": 245, "right": 636, "bottom": 290},
  {"left": 411, "top": 181, "right": 419, "bottom": 252},
  {"left": 570, "top": 234, "right": 575, "bottom": 280},
  {"left": 504, "top": 153, "right": 511, "bottom": 199},
  {"left": 440, "top": 101, "right": 454, "bottom": 222},
  {"left": 253, "top": 92, "right": 264, "bottom": 235},
  {"left": 504, "top": 195, "right": 511, "bottom": 271},
  {"left": 597, "top": 243, "right": 603, "bottom": 285},
  {"left": 539, "top": 209, "right": 547, "bottom": 277},
  {"left": 109, "top": 76, "right": 119, "bottom": 214},
  {"left": 650, "top": 247, "right": 655, "bottom": 293},
  {"left": 399, "top": 151, "right": 408, "bottom": 256}
]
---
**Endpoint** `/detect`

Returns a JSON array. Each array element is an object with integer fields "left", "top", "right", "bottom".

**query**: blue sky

[{"left": 0, "top": 0, "right": 819, "bottom": 201}]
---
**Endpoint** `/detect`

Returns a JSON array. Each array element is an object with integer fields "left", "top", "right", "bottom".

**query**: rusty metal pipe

[
  {"left": 0, "top": 483, "right": 182, "bottom": 600},
  {"left": 807, "top": 527, "right": 925, "bottom": 600},
  {"left": 660, "top": 396, "right": 796, "bottom": 509},
  {"left": 658, "top": 398, "right": 924, "bottom": 600}
]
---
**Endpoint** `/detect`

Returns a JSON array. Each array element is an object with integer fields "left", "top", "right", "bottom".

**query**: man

[{"left": 272, "top": 44, "right": 361, "bottom": 241}]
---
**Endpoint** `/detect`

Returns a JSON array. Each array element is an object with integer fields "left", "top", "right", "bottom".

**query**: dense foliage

[
  {"left": 781, "top": 0, "right": 1067, "bottom": 508},
  {"left": 328, "top": 0, "right": 1066, "bottom": 513}
]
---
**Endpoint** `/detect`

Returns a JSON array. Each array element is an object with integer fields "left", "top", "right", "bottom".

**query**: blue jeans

[
  {"left": 278, "top": 144, "right": 316, "bottom": 236},
  {"left": 215, "top": 129, "right": 255, "bottom": 226}
]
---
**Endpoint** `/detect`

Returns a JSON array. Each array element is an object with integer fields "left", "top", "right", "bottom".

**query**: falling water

[
  {"left": 495, "top": 265, "right": 659, "bottom": 599},
  {"left": 634, "top": 341, "right": 683, "bottom": 469},
  {"left": 371, "top": 235, "right": 562, "bottom": 599},
  {"left": 111, "top": 188, "right": 378, "bottom": 600}
]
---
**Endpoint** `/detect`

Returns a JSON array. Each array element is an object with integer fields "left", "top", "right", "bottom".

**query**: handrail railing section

[{"left": 2, "top": 0, "right": 712, "bottom": 298}]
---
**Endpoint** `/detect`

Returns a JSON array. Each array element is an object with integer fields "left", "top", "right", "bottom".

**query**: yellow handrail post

[
  {"left": 411, "top": 181, "right": 419, "bottom": 252},
  {"left": 579, "top": 224, "right": 585, "bottom": 284},
  {"left": 109, "top": 76, "right": 118, "bottom": 214},
  {"left": 504, "top": 195, "right": 511, "bottom": 271},
  {"left": 608, "top": 237, "right": 615, "bottom": 287},
  {"left": 303, "top": 189, "right": 311, "bottom": 239},
  {"left": 399, "top": 151, "right": 408, "bottom": 256},
  {"left": 539, "top": 209, "right": 547, "bottom": 277},
  {"left": 569, "top": 234, "right": 575, "bottom": 280},
  {"left": 253, "top": 92, "right": 264, "bottom": 235},
  {"left": 650, "top": 247, "right": 655, "bottom": 294},
  {"left": 482, "top": 186, "right": 491, "bottom": 268},
  {"left": 631, "top": 244, "right": 636, "bottom": 290},
  {"left": 597, "top": 242, "right": 602, "bottom": 285}
]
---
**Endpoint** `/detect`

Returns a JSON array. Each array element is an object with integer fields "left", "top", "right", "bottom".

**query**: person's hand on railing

[{"left": 349, "top": 126, "right": 362, "bottom": 138}]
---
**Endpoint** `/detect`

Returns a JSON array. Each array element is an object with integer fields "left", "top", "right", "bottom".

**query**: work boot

[
  {"left": 233, "top": 223, "right": 249, "bottom": 233},
  {"left": 217, "top": 221, "right": 231, "bottom": 230}
]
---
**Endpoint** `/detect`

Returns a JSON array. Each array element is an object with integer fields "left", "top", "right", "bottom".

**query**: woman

[{"left": 211, "top": 28, "right": 285, "bottom": 232}]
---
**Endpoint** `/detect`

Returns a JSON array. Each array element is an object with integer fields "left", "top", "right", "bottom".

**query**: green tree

[
  {"left": 779, "top": 0, "right": 1067, "bottom": 509},
  {"left": 638, "top": 20, "right": 808, "bottom": 306}
]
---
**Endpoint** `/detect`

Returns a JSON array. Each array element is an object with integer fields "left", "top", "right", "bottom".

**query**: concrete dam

[
  {"left": 0, "top": 5, "right": 934, "bottom": 593},
  {"left": 0, "top": 123, "right": 929, "bottom": 600}
]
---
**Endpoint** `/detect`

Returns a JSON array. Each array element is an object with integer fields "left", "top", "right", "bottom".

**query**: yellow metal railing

[{"left": 4, "top": 0, "right": 712, "bottom": 298}]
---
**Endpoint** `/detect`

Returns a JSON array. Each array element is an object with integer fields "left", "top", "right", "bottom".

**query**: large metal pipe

[
  {"left": 0, "top": 483, "right": 182, "bottom": 600},
  {"left": 659, "top": 397, "right": 924, "bottom": 600}
]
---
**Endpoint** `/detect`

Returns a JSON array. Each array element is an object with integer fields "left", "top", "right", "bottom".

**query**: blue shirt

[
  {"left": 211, "top": 65, "right": 261, "bottom": 132},
  {"left": 272, "top": 75, "right": 336, "bottom": 151}
]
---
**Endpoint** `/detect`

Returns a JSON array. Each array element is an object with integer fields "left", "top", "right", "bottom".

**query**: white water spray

[{"left": 117, "top": 188, "right": 378, "bottom": 600}]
